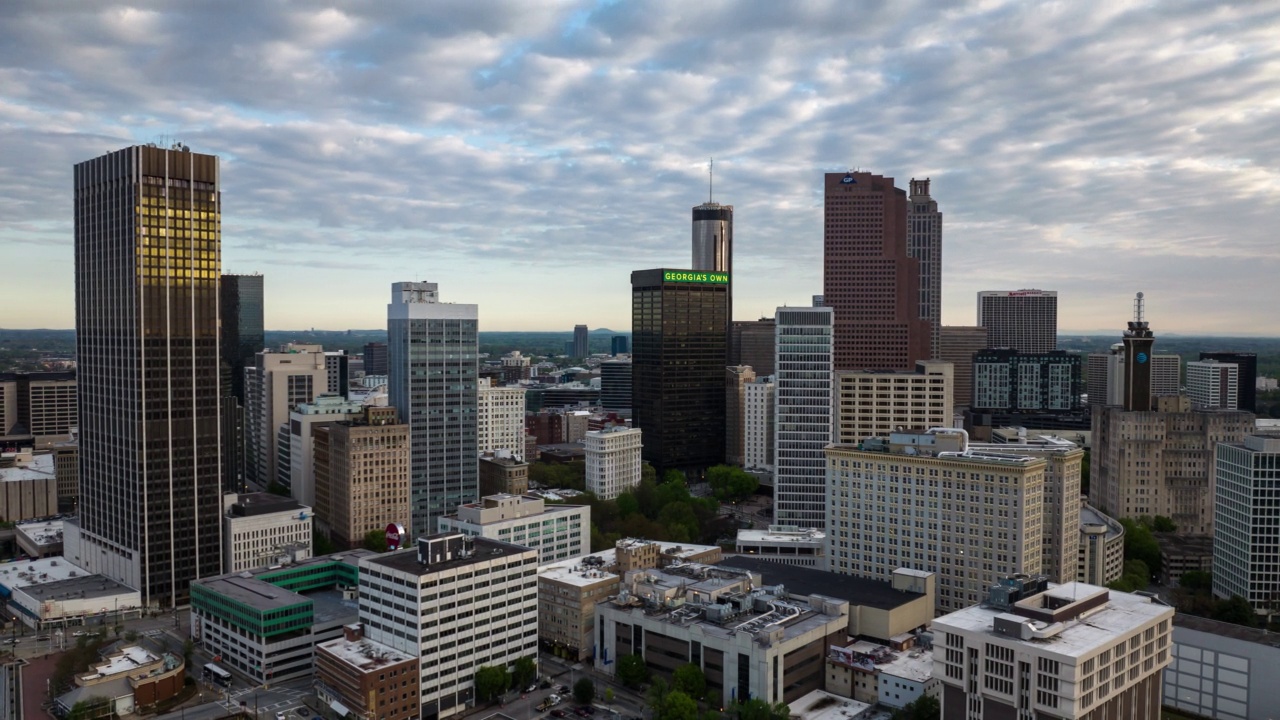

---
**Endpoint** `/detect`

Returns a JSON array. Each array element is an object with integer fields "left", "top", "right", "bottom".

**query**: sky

[{"left": 1, "top": 1, "right": 1279, "bottom": 335}]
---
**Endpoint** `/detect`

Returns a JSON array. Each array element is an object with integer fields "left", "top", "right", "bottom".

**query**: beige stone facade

[
  {"left": 479, "top": 453, "right": 529, "bottom": 496},
  {"left": 313, "top": 406, "right": 411, "bottom": 548},
  {"left": 835, "top": 361, "right": 953, "bottom": 445}
]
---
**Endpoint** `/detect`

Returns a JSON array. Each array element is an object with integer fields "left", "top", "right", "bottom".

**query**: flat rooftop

[
  {"left": 736, "top": 527, "right": 825, "bottom": 544},
  {"left": 228, "top": 492, "right": 305, "bottom": 517},
  {"left": 199, "top": 575, "right": 306, "bottom": 612},
  {"left": 0, "top": 556, "right": 134, "bottom": 602},
  {"left": 934, "top": 583, "right": 1173, "bottom": 658},
  {"left": 877, "top": 647, "right": 933, "bottom": 683},
  {"left": 1079, "top": 505, "right": 1122, "bottom": 539},
  {"left": 0, "top": 452, "right": 55, "bottom": 482},
  {"left": 318, "top": 632, "right": 416, "bottom": 672},
  {"left": 82, "top": 646, "right": 159, "bottom": 681},
  {"left": 310, "top": 588, "right": 359, "bottom": 626},
  {"left": 1172, "top": 613, "right": 1280, "bottom": 648},
  {"left": 539, "top": 540, "right": 721, "bottom": 588},
  {"left": 16, "top": 519, "right": 65, "bottom": 546},
  {"left": 21, "top": 573, "right": 136, "bottom": 604},
  {"left": 1156, "top": 534, "right": 1213, "bottom": 556},
  {"left": 365, "top": 537, "right": 533, "bottom": 576},
  {"left": 720, "top": 557, "right": 925, "bottom": 611},
  {"left": 788, "top": 689, "right": 871, "bottom": 720}
]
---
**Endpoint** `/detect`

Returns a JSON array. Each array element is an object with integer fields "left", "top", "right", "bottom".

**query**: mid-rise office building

[
  {"left": 358, "top": 534, "right": 539, "bottom": 720},
  {"left": 631, "top": 269, "right": 728, "bottom": 473},
  {"left": 572, "top": 324, "right": 589, "bottom": 358},
  {"left": 610, "top": 335, "right": 629, "bottom": 356},
  {"left": 1151, "top": 354, "right": 1182, "bottom": 397},
  {"left": 730, "top": 318, "right": 776, "bottom": 376},
  {"left": 584, "top": 425, "right": 643, "bottom": 500},
  {"left": 245, "top": 344, "right": 330, "bottom": 487},
  {"left": 937, "top": 326, "right": 986, "bottom": 407},
  {"left": 907, "top": 178, "right": 942, "bottom": 356},
  {"left": 734, "top": 525, "right": 826, "bottom": 568},
  {"left": 52, "top": 438, "right": 78, "bottom": 510},
  {"left": 823, "top": 171, "right": 930, "bottom": 370},
  {"left": 1078, "top": 501, "right": 1125, "bottom": 586},
  {"left": 0, "top": 372, "right": 77, "bottom": 443},
  {"left": 222, "top": 492, "right": 313, "bottom": 573},
  {"left": 972, "top": 349, "right": 1082, "bottom": 412},
  {"left": 388, "top": 281, "right": 479, "bottom": 537},
  {"left": 312, "top": 406, "right": 411, "bottom": 549},
  {"left": 977, "top": 289, "right": 1058, "bottom": 353},
  {"left": 826, "top": 430, "right": 1047, "bottom": 612},
  {"left": 479, "top": 453, "right": 529, "bottom": 496},
  {"left": 933, "top": 579, "right": 1173, "bottom": 720},
  {"left": 774, "top": 307, "right": 833, "bottom": 529},
  {"left": 315, "top": 623, "right": 418, "bottom": 720},
  {"left": 1187, "top": 359, "right": 1239, "bottom": 410},
  {"left": 437, "top": 493, "right": 589, "bottom": 565},
  {"left": 362, "top": 341, "right": 388, "bottom": 376},
  {"left": 1164, "top": 614, "right": 1280, "bottom": 720},
  {"left": 725, "top": 365, "right": 756, "bottom": 466},
  {"left": 220, "top": 274, "right": 264, "bottom": 405},
  {"left": 0, "top": 450, "right": 59, "bottom": 521},
  {"left": 1214, "top": 434, "right": 1280, "bottom": 617},
  {"left": 1092, "top": 395, "right": 1253, "bottom": 534},
  {"left": 743, "top": 375, "right": 775, "bottom": 476},
  {"left": 599, "top": 360, "right": 632, "bottom": 412},
  {"left": 1200, "top": 351, "right": 1258, "bottom": 412},
  {"left": 71, "top": 145, "right": 223, "bottom": 607},
  {"left": 287, "top": 395, "right": 365, "bottom": 508},
  {"left": 477, "top": 378, "right": 526, "bottom": 459},
  {"left": 0, "top": 657, "right": 23, "bottom": 719},
  {"left": 835, "top": 361, "right": 953, "bottom": 445}
]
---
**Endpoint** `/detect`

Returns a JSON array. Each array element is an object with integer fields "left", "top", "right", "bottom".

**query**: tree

[
  {"left": 1212, "top": 596, "right": 1259, "bottom": 627},
  {"left": 1107, "top": 559, "right": 1151, "bottom": 592},
  {"left": 654, "top": 691, "right": 698, "bottom": 720},
  {"left": 732, "top": 699, "right": 791, "bottom": 720},
  {"left": 67, "top": 697, "right": 112, "bottom": 720},
  {"left": 662, "top": 469, "right": 688, "bottom": 485},
  {"left": 1152, "top": 516, "right": 1178, "bottom": 533},
  {"left": 604, "top": 688, "right": 614, "bottom": 704},
  {"left": 641, "top": 462, "right": 658, "bottom": 485},
  {"left": 574, "top": 677, "right": 595, "bottom": 705},
  {"left": 363, "top": 529, "right": 389, "bottom": 552},
  {"left": 616, "top": 492, "right": 640, "bottom": 518},
  {"left": 706, "top": 465, "right": 759, "bottom": 503},
  {"left": 890, "top": 694, "right": 940, "bottom": 720},
  {"left": 1119, "top": 519, "right": 1163, "bottom": 578},
  {"left": 513, "top": 656, "right": 538, "bottom": 690},
  {"left": 616, "top": 654, "right": 650, "bottom": 689},
  {"left": 474, "top": 665, "right": 509, "bottom": 702},
  {"left": 672, "top": 663, "right": 706, "bottom": 700},
  {"left": 313, "top": 529, "right": 337, "bottom": 555},
  {"left": 1180, "top": 570, "right": 1212, "bottom": 592}
]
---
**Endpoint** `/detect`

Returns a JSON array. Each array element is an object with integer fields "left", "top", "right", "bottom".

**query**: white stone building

[
  {"left": 774, "top": 306, "right": 833, "bottom": 529},
  {"left": 222, "top": 492, "right": 313, "bottom": 573},
  {"left": 584, "top": 426, "right": 642, "bottom": 500},
  {"left": 477, "top": 378, "right": 527, "bottom": 459},
  {"left": 1187, "top": 359, "right": 1239, "bottom": 410},
  {"left": 743, "top": 375, "right": 775, "bottom": 475},
  {"left": 835, "top": 361, "right": 953, "bottom": 445},
  {"left": 436, "top": 494, "right": 589, "bottom": 565}
]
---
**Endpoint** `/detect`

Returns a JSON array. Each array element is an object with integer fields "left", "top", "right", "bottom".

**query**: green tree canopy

[
  {"left": 616, "top": 492, "right": 640, "bottom": 518},
  {"left": 363, "top": 529, "right": 389, "bottom": 552},
  {"left": 672, "top": 663, "right": 707, "bottom": 700},
  {"left": 1119, "top": 518, "right": 1163, "bottom": 578},
  {"left": 617, "top": 654, "right": 650, "bottom": 689},
  {"left": 890, "top": 694, "right": 940, "bottom": 720},
  {"left": 512, "top": 656, "right": 537, "bottom": 690},
  {"left": 1180, "top": 570, "right": 1212, "bottom": 592},
  {"left": 1212, "top": 596, "right": 1259, "bottom": 627},
  {"left": 654, "top": 691, "right": 698, "bottom": 720},
  {"left": 731, "top": 698, "right": 791, "bottom": 720},
  {"left": 1151, "top": 515, "right": 1177, "bottom": 533},
  {"left": 574, "top": 677, "right": 596, "bottom": 705},
  {"left": 475, "top": 665, "right": 509, "bottom": 702},
  {"left": 706, "top": 465, "right": 759, "bottom": 502}
]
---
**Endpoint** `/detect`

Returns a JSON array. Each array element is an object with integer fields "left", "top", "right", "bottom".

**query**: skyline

[{"left": 2, "top": 2, "right": 1280, "bottom": 334}]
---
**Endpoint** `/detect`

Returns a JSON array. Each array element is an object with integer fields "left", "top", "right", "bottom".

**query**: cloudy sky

[{"left": 2, "top": 1, "right": 1278, "bottom": 334}]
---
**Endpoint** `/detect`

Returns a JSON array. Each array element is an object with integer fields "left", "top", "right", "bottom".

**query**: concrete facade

[
  {"left": 976, "top": 289, "right": 1057, "bottom": 354},
  {"left": 245, "top": 345, "right": 330, "bottom": 488},
  {"left": 437, "top": 494, "right": 589, "bottom": 565},
  {"left": 937, "top": 326, "right": 986, "bottom": 408},
  {"left": 1164, "top": 614, "right": 1280, "bottom": 720},
  {"left": 835, "top": 361, "right": 953, "bottom": 445},
  {"left": 222, "top": 492, "right": 313, "bottom": 573},
  {"left": 312, "top": 406, "right": 412, "bottom": 550},
  {"left": 478, "top": 378, "right": 527, "bottom": 459},
  {"left": 584, "top": 426, "right": 642, "bottom": 500}
]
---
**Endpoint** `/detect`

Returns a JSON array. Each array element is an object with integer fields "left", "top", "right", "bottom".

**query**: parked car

[
  {"left": 526, "top": 683, "right": 538, "bottom": 693},
  {"left": 559, "top": 685, "right": 570, "bottom": 694},
  {"left": 72, "top": 630, "right": 86, "bottom": 637},
  {"left": 540, "top": 679, "right": 552, "bottom": 690},
  {"left": 550, "top": 710, "right": 567, "bottom": 717},
  {"left": 34, "top": 635, "right": 50, "bottom": 641}
]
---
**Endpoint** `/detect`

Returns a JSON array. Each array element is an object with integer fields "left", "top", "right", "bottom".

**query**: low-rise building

[
  {"left": 538, "top": 539, "right": 723, "bottom": 661},
  {"left": 733, "top": 525, "right": 826, "bottom": 568},
  {"left": 15, "top": 518, "right": 64, "bottom": 558},
  {"left": 358, "top": 534, "right": 540, "bottom": 720},
  {"left": 1158, "top": 534, "right": 1213, "bottom": 587},
  {"left": 584, "top": 425, "right": 642, "bottom": 500},
  {"left": 0, "top": 450, "right": 58, "bottom": 522},
  {"left": 933, "top": 578, "right": 1174, "bottom": 720},
  {"left": 316, "top": 623, "right": 419, "bottom": 720},
  {"left": 63, "top": 644, "right": 185, "bottom": 714},
  {"left": 223, "top": 492, "right": 313, "bottom": 573},
  {"left": 594, "top": 561, "right": 850, "bottom": 707},
  {"left": 479, "top": 452, "right": 530, "bottom": 496},
  {"left": 788, "top": 690, "right": 872, "bottom": 720},
  {"left": 436, "top": 494, "right": 589, "bottom": 565},
  {"left": 1078, "top": 501, "right": 1125, "bottom": 586},
  {"left": 826, "top": 639, "right": 938, "bottom": 709},
  {"left": 0, "top": 556, "right": 142, "bottom": 629},
  {"left": 1164, "top": 613, "right": 1280, "bottom": 720}
]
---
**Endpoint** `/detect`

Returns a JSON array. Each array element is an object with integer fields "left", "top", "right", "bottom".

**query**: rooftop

[
  {"left": 933, "top": 583, "right": 1173, "bottom": 658},
  {"left": 16, "top": 518, "right": 65, "bottom": 546},
  {"left": 736, "top": 525, "right": 825, "bottom": 545},
  {"left": 719, "top": 557, "right": 925, "bottom": 611},
  {"left": 0, "top": 452, "right": 55, "bottom": 482},
  {"left": 1079, "top": 505, "right": 1122, "bottom": 539},
  {"left": 1172, "top": 613, "right": 1280, "bottom": 648},
  {"left": 364, "top": 536, "right": 534, "bottom": 577},
  {"left": 318, "top": 633, "right": 416, "bottom": 672},
  {"left": 0, "top": 556, "right": 135, "bottom": 603},
  {"left": 877, "top": 647, "right": 934, "bottom": 684},
  {"left": 80, "top": 646, "right": 160, "bottom": 682},
  {"left": 198, "top": 575, "right": 306, "bottom": 612},
  {"left": 539, "top": 540, "right": 721, "bottom": 588},
  {"left": 787, "top": 689, "right": 872, "bottom": 720},
  {"left": 1156, "top": 534, "right": 1213, "bottom": 556},
  {"left": 227, "top": 492, "right": 306, "bottom": 518}
]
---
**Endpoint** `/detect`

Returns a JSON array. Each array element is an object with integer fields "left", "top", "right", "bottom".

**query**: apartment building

[{"left": 584, "top": 426, "right": 642, "bottom": 500}]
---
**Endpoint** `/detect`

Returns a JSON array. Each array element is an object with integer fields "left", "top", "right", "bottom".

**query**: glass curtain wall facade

[
  {"left": 219, "top": 274, "right": 263, "bottom": 403},
  {"left": 773, "top": 307, "right": 833, "bottom": 529},
  {"left": 631, "top": 269, "right": 729, "bottom": 475},
  {"left": 73, "top": 145, "right": 224, "bottom": 607}
]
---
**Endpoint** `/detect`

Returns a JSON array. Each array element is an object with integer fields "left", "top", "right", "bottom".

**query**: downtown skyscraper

[
  {"left": 822, "top": 171, "right": 930, "bottom": 371},
  {"left": 71, "top": 145, "right": 224, "bottom": 607},
  {"left": 692, "top": 201, "right": 733, "bottom": 335},
  {"left": 773, "top": 306, "right": 833, "bottom": 529},
  {"left": 906, "top": 178, "right": 942, "bottom": 357},
  {"left": 388, "top": 281, "right": 479, "bottom": 537}
]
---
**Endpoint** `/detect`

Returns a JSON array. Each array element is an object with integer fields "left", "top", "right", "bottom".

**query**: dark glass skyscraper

[
  {"left": 363, "top": 341, "right": 388, "bottom": 376},
  {"left": 631, "top": 269, "right": 729, "bottom": 474},
  {"left": 572, "top": 324, "right": 589, "bottom": 358},
  {"left": 693, "top": 202, "right": 733, "bottom": 338},
  {"left": 72, "top": 145, "right": 224, "bottom": 607},
  {"left": 1199, "top": 351, "right": 1257, "bottom": 413},
  {"left": 219, "top": 274, "right": 263, "bottom": 403}
]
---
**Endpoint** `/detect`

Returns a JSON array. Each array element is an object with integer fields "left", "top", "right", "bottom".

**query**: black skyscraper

[
  {"left": 220, "top": 274, "right": 264, "bottom": 403},
  {"left": 1199, "top": 352, "right": 1257, "bottom": 413},
  {"left": 631, "top": 268, "right": 729, "bottom": 474},
  {"left": 363, "top": 341, "right": 389, "bottom": 376},
  {"left": 74, "top": 145, "right": 224, "bottom": 607}
]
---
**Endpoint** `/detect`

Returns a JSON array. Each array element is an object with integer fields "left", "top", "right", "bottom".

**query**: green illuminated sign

[{"left": 663, "top": 270, "right": 729, "bottom": 284}]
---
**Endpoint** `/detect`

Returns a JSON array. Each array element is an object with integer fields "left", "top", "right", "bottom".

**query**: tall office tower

[
  {"left": 323, "top": 351, "right": 349, "bottom": 398},
  {"left": 1200, "top": 351, "right": 1257, "bottom": 412},
  {"left": 692, "top": 201, "right": 733, "bottom": 336},
  {"left": 773, "top": 307, "right": 833, "bottom": 529},
  {"left": 476, "top": 378, "right": 526, "bottom": 458},
  {"left": 0, "top": 371, "right": 77, "bottom": 442},
  {"left": 71, "top": 145, "right": 223, "bottom": 607},
  {"left": 599, "top": 360, "right": 632, "bottom": 411},
  {"left": 834, "top": 361, "right": 953, "bottom": 444},
  {"left": 584, "top": 425, "right": 644, "bottom": 500},
  {"left": 972, "top": 349, "right": 1082, "bottom": 412},
  {"left": 631, "top": 269, "right": 729, "bottom": 474},
  {"left": 243, "top": 345, "right": 329, "bottom": 488},
  {"left": 312, "top": 406, "right": 411, "bottom": 549},
  {"left": 906, "top": 178, "right": 942, "bottom": 357},
  {"left": 1214, "top": 434, "right": 1280, "bottom": 617},
  {"left": 825, "top": 430, "right": 1046, "bottom": 612},
  {"left": 362, "top": 341, "right": 388, "bottom": 376},
  {"left": 1090, "top": 344, "right": 1180, "bottom": 407},
  {"left": 933, "top": 581, "right": 1173, "bottom": 720},
  {"left": 1092, "top": 395, "right": 1253, "bottom": 534},
  {"left": 610, "top": 335, "right": 629, "bottom": 356},
  {"left": 1085, "top": 351, "right": 1112, "bottom": 406},
  {"left": 220, "top": 396, "right": 246, "bottom": 493},
  {"left": 937, "top": 326, "right": 987, "bottom": 407},
  {"left": 730, "top": 318, "right": 776, "bottom": 376},
  {"left": 823, "top": 171, "right": 930, "bottom": 371},
  {"left": 725, "top": 366, "right": 756, "bottom": 466},
  {"left": 219, "top": 274, "right": 264, "bottom": 403},
  {"left": 1186, "top": 359, "right": 1239, "bottom": 410},
  {"left": 572, "top": 324, "right": 589, "bottom": 358},
  {"left": 811, "top": 295, "right": 824, "bottom": 307},
  {"left": 743, "top": 376, "right": 775, "bottom": 475},
  {"left": 1150, "top": 354, "right": 1181, "bottom": 396},
  {"left": 1122, "top": 292, "right": 1154, "bottom": 412},
  {"left": 977, "top": 289, "right": 1058, "bottom": 353},
  {"left": 388, "top": 281, "right": 479, "bottom": 537}
]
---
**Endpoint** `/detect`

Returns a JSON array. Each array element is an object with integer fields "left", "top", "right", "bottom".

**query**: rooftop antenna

[
  {"left": 1133, "top": 291, "right": 1145, "bottom": 324},
  {"left": 709, "top": 157, "right": 714, "bottom": 203}
]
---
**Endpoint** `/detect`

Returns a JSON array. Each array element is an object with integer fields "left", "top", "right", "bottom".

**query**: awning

[{"left": 329, "top": 699, "right": 351, "bottom": 718}]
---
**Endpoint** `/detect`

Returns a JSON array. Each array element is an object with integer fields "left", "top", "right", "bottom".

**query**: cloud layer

[{"left": 2, "top": 0, "right": 1278, "bottom": 333}]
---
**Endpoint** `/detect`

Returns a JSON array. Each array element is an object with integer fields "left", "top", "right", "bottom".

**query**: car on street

[
  {"left": 34, "top": 635, "right": 49, "bottom": 641},
  {"left": 275, "top": 713, "right": 286, "bottom": 720},
  {"left": 550, "top": 710, "right": 567, "bottom": 717},
  {"left": 540, "top": 679, "right": 552, "bottom": 689},
  {"left": 295, "top": 711, "right": 311, "bottom": 718},
  {"left": 559, "top": 685, "right": 570, "bottom": 694},
  {"left": 526, "top": 683, "right": 538, "bottom": 693}
]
